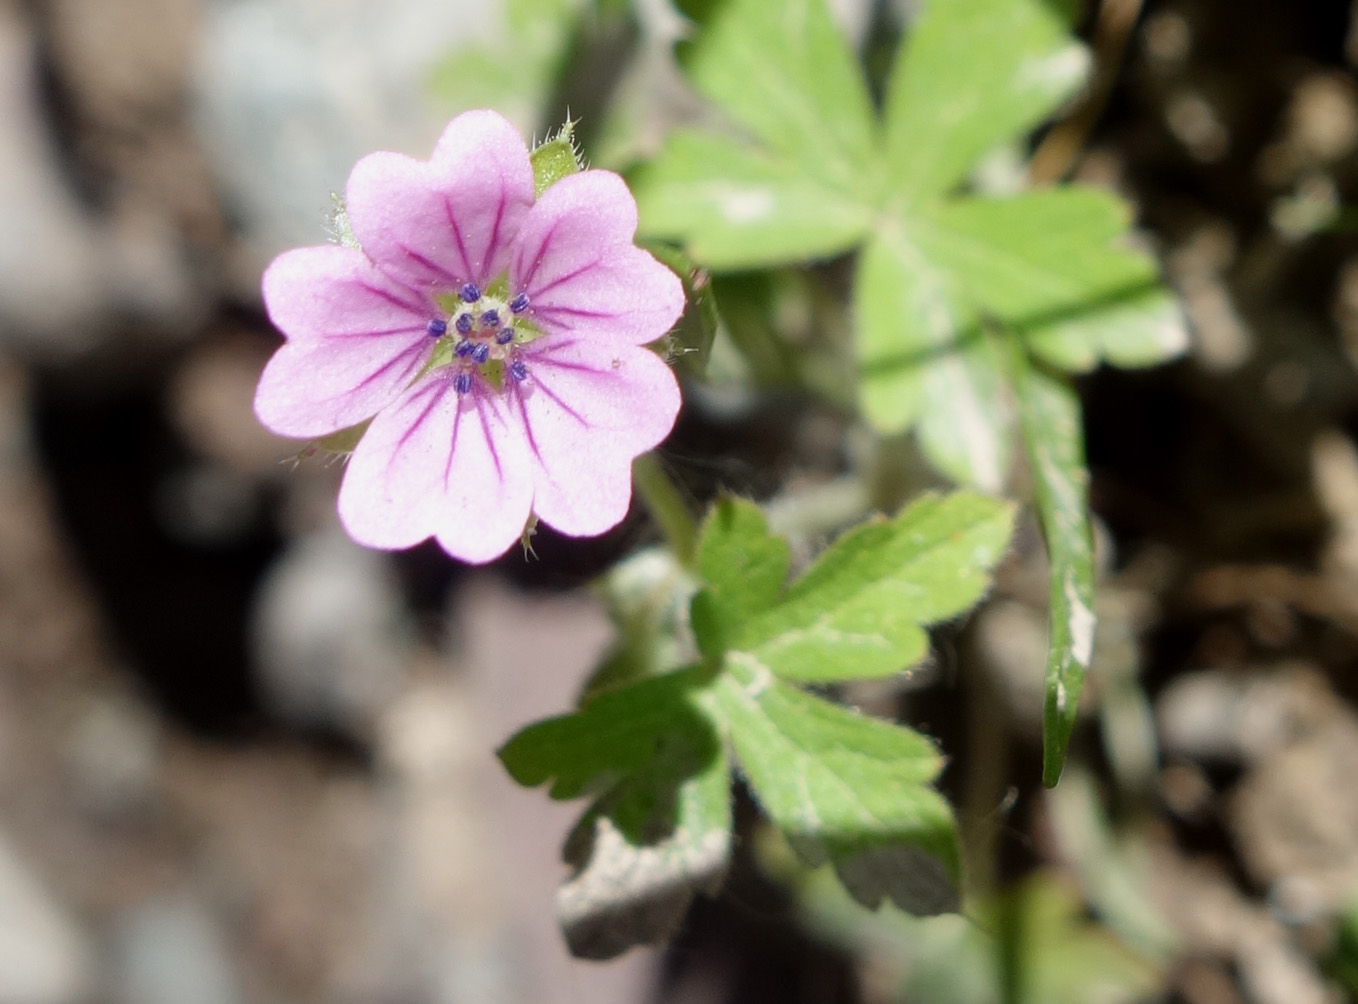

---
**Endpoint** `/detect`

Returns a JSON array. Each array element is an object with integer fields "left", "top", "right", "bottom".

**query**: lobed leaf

[
  {"left": 916, "top": 189, "right": 1188, "bottom": 371},
  {"left": 731, "top": 492, "right": 1015, "bottom": 682},
  {"left": 556, "top": 715, "right": 731, "bottom": 959},
  {"left": 681, "top": 0, "right": 879, "bottom": 195},
  {"left": 498, "top": 665, "right": 718, "bottom": 801},
  {"left": 855, "top": 230, "right": 1012, "bottom": 489},
  {"left": 695, "top": 497, "right": 789, "bottom": 627},
  {"left": 882, "top": 0, "right": 1089, "bottom": 207},
  {"left": 710, "top": 657, "right": 961, "bottom": 914},
  {"left": 633, "top": 131, "right": 875, "bottom": 269}
]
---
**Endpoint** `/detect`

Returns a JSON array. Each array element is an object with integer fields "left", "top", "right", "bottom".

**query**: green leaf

[
  {"left": 916, "top": 189, "right": 1188, "bottom": 371},
  {"left": 710, "top": 658, "right": 961, "bottom": 914},
  {"left": 691, "top": 496, "right": 790, "bottom": 660},
  {"left": 501, "top": 664, "right": 731, "bottom": 959},
  {"left": 696, "top": 497, "right": 789, "bottom": 626},
  {"left": 730, "top": 492, "right": 1014, "bottom": 682},
  {"left": 556, "top": 711, "right": 731, "bottom": 959},
  {"left": 498, "top": 665, "right": 718, "bottom": 800},
  {"left": 681, "top": 0, "right": 879, "bottom": 194},
  {"left": 1002, "top": 339, "right": 1095, "bottom": 787},
  {"left": 882, "top": 0, "right": 1089, "bottom": 207},
  {"left": 633, "top": 130, "right": 874, "bottom": 269},
  {"left": 855, "top": 230, "right": 1013, "bottom": 488}
]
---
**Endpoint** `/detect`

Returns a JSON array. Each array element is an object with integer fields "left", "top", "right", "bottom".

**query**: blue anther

[
  {"left": 454, "top": 339, "right": 474, "bottom": 357},
  {"left": 480, "top": 309, "right": 500, "bottom": 329},
  {"left": 453, "top": 371, "right": 473, "bottom": 394},
  {"left": 509, "top": 359, "right": 529, "bottom": 382},
  {"left": 425, "top": 318, "right": 447, "bottom": 338},
  {"left": 495, "top": 328, "right": 514, "bottom": 345},
  {"left": 454, "top": 313, "right": 473, "bottom": 335},
  {"left": 471, "top": 343, "right": 490, "bottom": 364},
  {"left": 509, "top": 292, "right": 530, "bottom": 314},
  {"left": 459, "top": 282, "right": 481, "bottom": 303}
]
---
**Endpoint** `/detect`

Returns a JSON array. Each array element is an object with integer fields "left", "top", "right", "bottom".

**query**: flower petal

[
  {"left": 346, "top": 111, "right": 534, "bottom": 293},
  {"left": 512, "top": 338, "right": 681, "bottom": 536},
  {"left": 338, "top": 376, "right": 533, "bottom": 563},
  {"left": 256, "top": 245, "right": 432, "bottom": 438},
  {"left": 510, "top": 171, "right": 684, "bottom": 345}
]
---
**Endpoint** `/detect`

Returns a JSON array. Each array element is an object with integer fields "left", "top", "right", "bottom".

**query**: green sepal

[
  {"left": 532, "top": 120, "right": 586, "bottom": 197},
  {"left": 310, "top": 418, "right": 371, "bottom": 457}
]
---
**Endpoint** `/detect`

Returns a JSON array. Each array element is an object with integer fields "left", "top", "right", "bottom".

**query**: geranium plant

[{"left": 255, "top": 0, "right": 1185, "bottom": 965}]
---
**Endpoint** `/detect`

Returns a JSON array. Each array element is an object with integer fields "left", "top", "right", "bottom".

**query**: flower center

[{"left": 424, "top": 281, "right": 536, "bottom": 395}]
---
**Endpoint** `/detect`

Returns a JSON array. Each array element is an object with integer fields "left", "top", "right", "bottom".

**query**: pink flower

[{"left": 254, "top": 111, "right": 684, "bottom": 563}]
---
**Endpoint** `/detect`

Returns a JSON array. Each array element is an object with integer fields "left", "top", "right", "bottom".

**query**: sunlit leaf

[
  {"left": 498, "top": 665, "right": 717, "bottom": 800},
  {"left": 634, "top": 130, "right": 874, "bottom": 268},
  {"left": 918, "top": 189, "right": 1188, "bottom": 370},
  {"left": 555, "top": 712, "right": 730, "bottom": 959},
  {"left": 855, "top": 230, "right": 1012, "bottom": 488},
  {"left": 710, "top": 659, "right": 961, "bottom": 914},
  {"left": 882, "top": 0, "right": 1089, "bottom": 207},
  {"left": 681, "top": 0, "right": 879, "bottom": 193},
  {"left": 731, "top": 492, "right": 1015, "bottom": 682}
]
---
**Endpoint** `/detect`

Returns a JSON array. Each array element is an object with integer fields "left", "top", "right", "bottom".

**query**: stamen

[
  {"left": 454, "top": 339, "right": 475, "bottom": 357},
  {"left": 455, "top": 313, "right": 473, "bottom": 335},
  {"left": 509, "top": 292, "right": 530, "bottom": 314},
  {"left": 471, "top": 343, "right": 490, "bottom": 364},
  {"left": 509, "top": 359, "right": 529, "bottom": 382},
  {"left": 495, "top": 328, "right": 514, "bottom": 345},
  {"left": 453, "top": 371, "right": 473, "bottom": 394},
  {"left": 480, "top": 309, "right": 500, "bottom": 329},
  {"left": 459, "top": 282, "right": 481, "bottom": 303},
  {"left": 425, "top": 318, "right": 447, "bottom": 338}
]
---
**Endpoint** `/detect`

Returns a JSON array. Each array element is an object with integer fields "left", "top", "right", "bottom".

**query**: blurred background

[{"left": 3, "top": 0, "right": 1358, "bottom": 1001}]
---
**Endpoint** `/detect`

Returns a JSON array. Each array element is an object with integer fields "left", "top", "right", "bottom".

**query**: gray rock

[
  {"left": 0, "top": 7, "right": 109, "bottom": 355},
  {"left": 110, "top": 895, "right": 241, "bottom": 1004},
  {"left": 250, "top": 530, "right": 409, "bottom": 735},
  {"left": 193, "top": 0, "right": 507, "bottom": 281},
  {"left": 63, "top": 692, "right": 162, "bottom": 821},
  {"left": 0, "top": 830, "right": 95, "bottom": 1004}
]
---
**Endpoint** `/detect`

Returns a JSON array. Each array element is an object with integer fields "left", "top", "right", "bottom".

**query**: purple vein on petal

[
  {"left": 389, "top": 383, "right": 444, "bottom": 478},
  {"left": 328, "top": 324, "right": 427, "bottom": 339},
  {"left": 397, "top": 244, "right": 462, "bottom": 286},
  {"left": 486, "top": 188, "right": 506, "bottom": 271},
  {"left": 477, "top": 397, "right": 505, "bottom": 480},
  {"left": 530, "top": 375, "right": 589, "bottom": 428},
  {"left": 529, "top": 336, "right": 582, "bottom": 356},
  {"left": 443, "top": 390, "right": 464, "bottom": 489},
  {"left": 526, "top": 257, "right": 603, "bottom": 299},
  {"left": 531, "top": 361, "right": 609, "bottom": 380},
  {"left": 352, "top": 344, "right": 426, "bottom": 393},
  {"left": 356, "top": 281, "right": 429, "bottom": 315},
  {"left": 442, "top": 196, "right": 475, "bottom": 282},
  {"left": 512, "top": 388, "right": 545, "bottom": 465},
  {"left": 513, "top": 217, "right": 564, "bottom": 291},
  {"left": 536, "top": 305, "right": 616, "bottom": 327}
]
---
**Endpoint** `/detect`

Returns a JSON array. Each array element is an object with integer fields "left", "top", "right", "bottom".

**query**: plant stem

[{"left": 632, "top": 452, "right": 697, "bottom": 566}]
